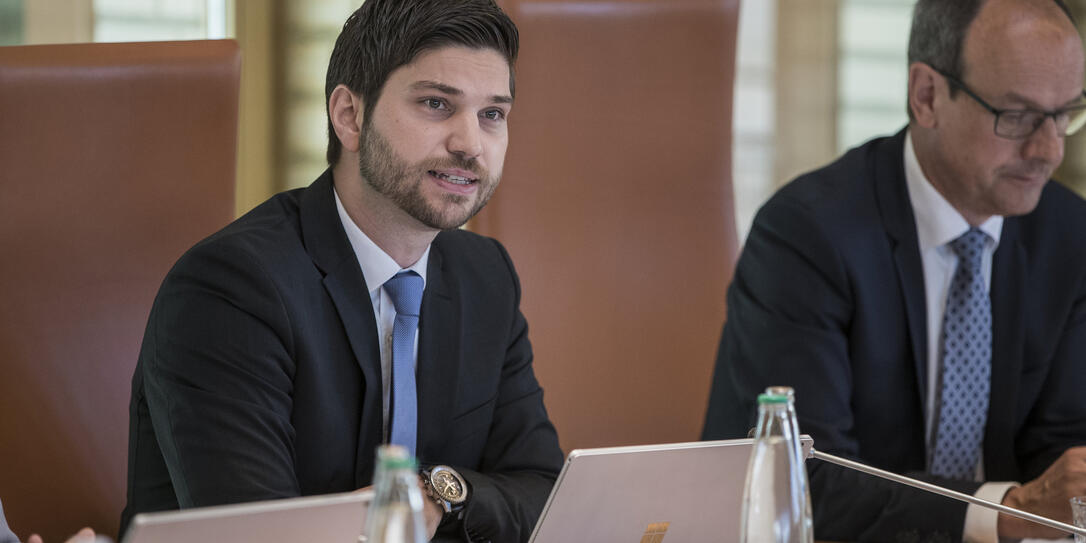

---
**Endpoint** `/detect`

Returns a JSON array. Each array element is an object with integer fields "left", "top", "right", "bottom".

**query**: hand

[
  {"left": 357, "top": 482, "right": 440, "bottom": 540},
  {"left": 27, "top": 527, "right": 97, "bottom": 543},
  {"left": 418, "top": 477, "right": 442, "bottom": 540},
  {"left": 998, "top": 446, "right": 1086, "bottom": 539}
]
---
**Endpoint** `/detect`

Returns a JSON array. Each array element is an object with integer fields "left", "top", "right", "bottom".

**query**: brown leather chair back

[
  {"left": 478, "top": 0, "right": 740, "bottom": 451},
  {"left": 0, "top": 40, "right": 239, "bottom": 541}
]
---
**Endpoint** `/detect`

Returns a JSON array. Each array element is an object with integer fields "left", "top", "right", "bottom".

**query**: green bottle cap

[
  {"left": 757, "top": 393, "right": 789, "bottom": 404},
  {"left": 377, "top": 444, "right": 418, "bottom": 470},
  {"left": 381, "top": 455, "right": 418, "bottom": 470}
]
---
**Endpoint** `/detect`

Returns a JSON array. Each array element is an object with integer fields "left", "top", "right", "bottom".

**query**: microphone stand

[{"left": 808, "top": 447, "right": 1086, "bottom": 538}]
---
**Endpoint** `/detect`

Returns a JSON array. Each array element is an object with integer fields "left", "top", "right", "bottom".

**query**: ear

[
  {"left": 329, "top": 84, "right": 365, "bottom": 153},
  {"left": 908, "top": 62, "right": 939, "bottom": 129}
]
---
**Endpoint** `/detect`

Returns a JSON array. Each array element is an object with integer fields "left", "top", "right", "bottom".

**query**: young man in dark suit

[
  {"left": 703, "top": 0, "right": 1086, "bottom": 541},
  {"left": 121, "top": 2, "right": 563, "bottom": 541}
]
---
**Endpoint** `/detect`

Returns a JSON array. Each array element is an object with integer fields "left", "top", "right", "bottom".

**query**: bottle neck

[
  {"left": 375, "top": 466, "right": 418, "bottom": 491},
  {"left": 753, "top": 401, "right": 797, "bottom": 439}
]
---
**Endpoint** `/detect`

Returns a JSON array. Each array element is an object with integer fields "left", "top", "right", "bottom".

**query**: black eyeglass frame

[{"left": 934, "top": 67, "right": 1086, "bottom": 139}]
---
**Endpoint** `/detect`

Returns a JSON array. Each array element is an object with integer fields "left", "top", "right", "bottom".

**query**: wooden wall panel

[
  {"left": 0, "top": 40, "right": 238, "bottom": 541},
  {"left": 478, "top": 0, "right": 740, "bottom": 452}
]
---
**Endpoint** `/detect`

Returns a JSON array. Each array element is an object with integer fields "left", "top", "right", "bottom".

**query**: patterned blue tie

[
  {"left": 384, "top": 270, "right": 423, "bottom": 456},
  {"left": 930, "top": 228, "right": 991, "bottom": 479}
]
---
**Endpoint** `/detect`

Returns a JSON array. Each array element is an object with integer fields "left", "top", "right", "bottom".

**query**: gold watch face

[{"left": 431, "top": 467, "right": 466, "bottom": 504}]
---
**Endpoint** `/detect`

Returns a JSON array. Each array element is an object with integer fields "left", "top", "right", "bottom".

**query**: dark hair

[
  {"left": 324, "top": 0, "right": 519, "bottom": 165},
  {"left": 906, "top": 0, "right": 1074, "bottom": 118}
]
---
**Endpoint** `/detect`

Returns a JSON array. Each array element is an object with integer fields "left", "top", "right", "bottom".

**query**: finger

[
  {"left": 73, "top": 527, "right": 97, "bottom": 542},
  {"left": 27, "top": 535, "right": 43, "bottom": 543}
]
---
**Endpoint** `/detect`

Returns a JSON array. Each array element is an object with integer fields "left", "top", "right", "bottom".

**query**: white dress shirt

[
  {"left": 903, "top": 131, "right": 1016, "bottom": 543},
  {"left": 334, "top": 188, "right": 429, "bottom": 441}
]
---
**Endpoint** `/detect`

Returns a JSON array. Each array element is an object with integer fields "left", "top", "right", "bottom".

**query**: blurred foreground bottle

[
  {"left": 365, "top": 445, "right": 427, "bottom": 543},
  {"left": 739, "top": 387, "right": 813, "bottom": 543}
]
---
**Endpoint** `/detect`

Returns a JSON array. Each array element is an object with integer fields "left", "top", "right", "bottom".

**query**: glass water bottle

[
  {"left": 364, "top": 445, "right": 427, "bottom": 543},
  {"left": 739, "top": 387, "right": 813, "bottom": 543}
]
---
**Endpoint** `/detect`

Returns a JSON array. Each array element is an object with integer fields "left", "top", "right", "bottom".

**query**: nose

[
  {"left": 446, "top": 112, "right": 483, "bottom": 160},
  {"left": 1023, "top": 115, "right": 1064, "bottom": 165}
]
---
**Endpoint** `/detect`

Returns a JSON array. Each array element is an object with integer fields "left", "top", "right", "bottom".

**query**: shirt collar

[
  {"left": 903, "top": 130, "right": 1003, "bottom": 250},
  {"left": 334, "top": 187, "right": 429, "bottom": 294}
]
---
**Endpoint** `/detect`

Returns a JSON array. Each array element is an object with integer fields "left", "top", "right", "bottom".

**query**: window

[
  {"left": 12, "top": 0, "right": 232, "bottom": 45},
  {"left": 732, "top": 0, "right": 777, "bottom": 241},
  {"left": 94, "top": 0, "right": 232, "bottom": 42},
  {"left": 836, "top": 0, "right": 913, "bottom": 152},
  {"left": 281, "top": 1, "right": 358, "bottom": 189},
  {"left": 0, "top": 0, "right": 22, "bottom": 45}
]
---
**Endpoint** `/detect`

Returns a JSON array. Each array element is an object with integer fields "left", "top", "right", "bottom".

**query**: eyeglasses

[{"left": 935, "top": 68, "right": 1086, "bottom": 139}]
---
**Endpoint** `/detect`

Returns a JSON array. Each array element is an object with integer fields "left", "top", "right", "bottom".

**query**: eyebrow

[
  {"left": 1001, "top": 90, "right": 1086, "bottom": 110},
  {"left": 1060, "top": 91, "right": 1086, "bottom": 109},
  {"left": 409, "top": 80, "right": 513, "bottom": 105}
]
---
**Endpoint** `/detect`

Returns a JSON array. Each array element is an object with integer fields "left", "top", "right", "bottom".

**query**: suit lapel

[
  {"left": 416, "top": 240, "right": 462, "bottom": 465},
  {"left": 299, "top": 170, "right": 384, "bottom": 487},
  {"left": 985, "top": 219, "right": 1025, "bottom": 476},
  {"left": 875, "top": 130, "right": 930, "bottom": 412}
]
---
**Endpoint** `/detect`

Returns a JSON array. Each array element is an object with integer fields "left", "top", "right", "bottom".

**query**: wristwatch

[{"left": 421, "top": 465, "right": 469, "bottom": 520}]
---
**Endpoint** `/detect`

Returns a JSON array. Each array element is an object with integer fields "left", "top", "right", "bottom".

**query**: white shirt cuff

[{"left": 963, "top": 481, "right": 1020, "bottom": 543}]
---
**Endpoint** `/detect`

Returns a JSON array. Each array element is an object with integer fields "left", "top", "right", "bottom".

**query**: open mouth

[{"left": 429, "top": 170, "right": 477, "bottom": 185}]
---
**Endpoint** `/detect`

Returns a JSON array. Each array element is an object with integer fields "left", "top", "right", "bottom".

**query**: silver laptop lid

[
  {"left": 529, "top": 437, "right": 813, "bottom": 543},
  {"left": 123, "top": 491, "right": 372, "bottom": 543}
]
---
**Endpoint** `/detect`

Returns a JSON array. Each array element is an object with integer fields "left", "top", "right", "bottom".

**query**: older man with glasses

[{"left": 702, "top": 0, "right": 1086, "bottom": 541}]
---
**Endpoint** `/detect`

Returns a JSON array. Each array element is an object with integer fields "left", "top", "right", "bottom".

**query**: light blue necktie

[
  {"left": 384, "top": 270, "right": 423, "bottom": 456},
  {"left": 930, "top": 228, "right": 991, "bottom": 479}
]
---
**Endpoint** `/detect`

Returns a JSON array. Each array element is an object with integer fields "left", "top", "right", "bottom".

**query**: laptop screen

[
  {"left": 123, "top": 491, "right": 371, "bottom": 543},
  {"left": 530, "top": 437, "right": 813, "bottom": 543}
]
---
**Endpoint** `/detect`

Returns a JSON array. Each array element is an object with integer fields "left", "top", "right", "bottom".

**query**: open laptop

[
  {"left": 529, "top": 436, "right": 814, "bottom": 543},
  {"left": 122, "top": 490, "right": 372, "bottom": 543}
]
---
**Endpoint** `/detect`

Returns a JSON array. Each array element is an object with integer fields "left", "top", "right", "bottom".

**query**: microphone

[{"left": 805, "top": 443, "right": 1086, "bottom": 538}]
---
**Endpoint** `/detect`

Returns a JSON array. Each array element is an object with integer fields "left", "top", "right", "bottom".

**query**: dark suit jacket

[
  {"left": 703, "top": 130, "right": 1086, "bottom": 542},
  {"left": 121, "top": 170, "right": 563, "bottom": 542}
]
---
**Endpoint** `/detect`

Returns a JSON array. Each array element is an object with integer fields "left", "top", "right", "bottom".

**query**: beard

[{"left": 358, "top": 123, "right": 499, "bottom": 230}]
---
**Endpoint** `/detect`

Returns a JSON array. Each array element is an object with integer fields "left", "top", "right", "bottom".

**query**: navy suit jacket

[
  {"left": 122, "top": 170, "right": 563, "bottom": 542},
  {"left": 703, "top": 130, "right": 1086, "bottom": 541}
]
